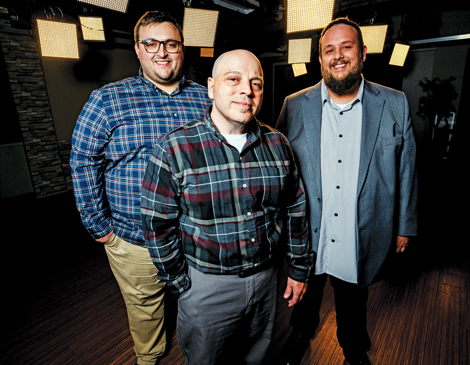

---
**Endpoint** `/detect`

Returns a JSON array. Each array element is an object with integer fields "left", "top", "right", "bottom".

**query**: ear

[
  {"left": 134, "top": 43, "right": 140, "bottom": 58},
  {"left": 207, "top": 77, "right": 215, "bottom": 100},
  {"left": 362, "top": 45, "right": 367, "bottom": 62}
]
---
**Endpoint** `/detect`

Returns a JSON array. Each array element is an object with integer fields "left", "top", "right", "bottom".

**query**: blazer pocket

[{"left": 381, "top": 136, "right": 403, "bottom": 147}]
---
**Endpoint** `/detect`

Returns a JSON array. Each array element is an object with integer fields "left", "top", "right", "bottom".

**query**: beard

[{"left": 322, "top": 58, "right": 364, "bottom": 95}]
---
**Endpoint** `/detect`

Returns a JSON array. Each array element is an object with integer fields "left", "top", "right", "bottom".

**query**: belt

[{"left": 238, "top": 260, "right": 273, "bottom": 278}]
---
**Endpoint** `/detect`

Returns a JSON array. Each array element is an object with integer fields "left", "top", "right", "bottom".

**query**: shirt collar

[
  {"left": 138, "top": 67, "right": 186, "bottom": 96},
  {"left": 202, "top": 107, "right": 262, "bottom": 145},
  {"left": 321, "top": 77, "right": 365, "bottom": 106}
]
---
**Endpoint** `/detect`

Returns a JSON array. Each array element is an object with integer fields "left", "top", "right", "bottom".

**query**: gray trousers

[{"left": 177, "top": 265, "right": 278, "bottom": 365}]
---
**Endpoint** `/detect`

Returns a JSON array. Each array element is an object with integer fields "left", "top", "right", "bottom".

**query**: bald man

[{"left": 141, "top": 49, "right": 313, "bottom": 365}]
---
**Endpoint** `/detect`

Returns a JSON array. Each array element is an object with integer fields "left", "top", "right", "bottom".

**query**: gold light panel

[
  {"left": 287, "top": 0, "right": 335, "bottom": 33},
  {"left": 37, "top": 19, "right": 79, "bottom": 59},
  {"left": 288, "top": 38, "right": 312, "bottom": 64},
  {"left": 200, "top": 48, "right": 214, "bottom": 58},
  {"left": 79, "top": 16, "right": 105, "bottom": 41},
  {"left": 389, "top": 43, "right": 410, "bottom": 66},
  {"left": 360, "top": 24, "right": 388, "bottom": 54},
  {"left": 183, "top": 8, "right": 219, "bottom": 48},
  {"left": 77, "top": 0, "right": 129, "bottom": 13},
  {"left": 292, "top": 63, "right": 307, "bottom": 77}
]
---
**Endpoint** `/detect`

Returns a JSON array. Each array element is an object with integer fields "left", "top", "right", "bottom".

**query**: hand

[
  {"left": 283, "top": 277, "right": 308, "bottom": 307},
  {"left": 396, "top": 235, "right": 410, "bottom": 253},
  {"left": 96, "top": 230, "right": 114, "bottom": 243}
]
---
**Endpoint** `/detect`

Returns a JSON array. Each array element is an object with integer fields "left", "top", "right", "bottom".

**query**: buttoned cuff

[
  {"left": 288, "top": 265, "right": 310, "bottom": 283},
  {"left": 166, "top": 272, "right": 191, "bottom": 298}
]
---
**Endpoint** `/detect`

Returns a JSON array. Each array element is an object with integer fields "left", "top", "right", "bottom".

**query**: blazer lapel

[
  {"left": 357, "top": 81, "right": 385, "bottom": 196},
  {"left": 302, "top": 84, "right": 323, "bottom": 194}
]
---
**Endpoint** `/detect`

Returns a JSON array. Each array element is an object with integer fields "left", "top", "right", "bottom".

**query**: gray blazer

[{"left": 276, "top": 79, "right": 418, "bottom": 287}]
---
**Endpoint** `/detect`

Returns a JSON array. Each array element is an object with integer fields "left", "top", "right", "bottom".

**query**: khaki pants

[{"left": 104, "top": 234, "right": 166, "bottom": 365}]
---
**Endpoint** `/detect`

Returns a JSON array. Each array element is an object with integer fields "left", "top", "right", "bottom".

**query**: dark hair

[
  {"left": 319, "top": 17, "right": 364, "bottom": 54},
  {"left": 134, "top": 11, "right": 184, "bottom": 44}
]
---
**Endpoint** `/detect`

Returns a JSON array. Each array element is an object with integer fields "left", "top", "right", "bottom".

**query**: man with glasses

[{"left": 70, "top": 10, "right": 212, "bottom": 365}]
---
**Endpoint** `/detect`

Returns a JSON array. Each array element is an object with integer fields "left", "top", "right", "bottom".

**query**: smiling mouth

[
  {"left": 332, "top": 62, "right": 348, "bottom": 70},
  {"left": 234, "top": 102, "right": 252, "bottom": 110}
]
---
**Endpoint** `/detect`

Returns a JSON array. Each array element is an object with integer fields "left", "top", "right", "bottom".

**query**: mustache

[{"left": 330, "top": 59, "right": 350, "bottom": 67}]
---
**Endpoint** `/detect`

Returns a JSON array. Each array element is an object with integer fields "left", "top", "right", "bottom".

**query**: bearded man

[{"left": 275, "top": 17, "right": 418, "bottom": 365}]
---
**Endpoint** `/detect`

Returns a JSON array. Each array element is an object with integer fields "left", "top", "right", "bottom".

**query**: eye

[
  {"left": 144, "top": 40, "right": 158, "bottom": 48},
  {"left": 252, "top": 81, "right": 263, "bottom": 90},
  {"left": 166, "top": 41, "right": 179, "bottom": 49}
]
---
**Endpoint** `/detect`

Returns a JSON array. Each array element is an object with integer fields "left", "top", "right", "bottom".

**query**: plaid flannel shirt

[
  {"left": 70, "top": 70, "right": 212, "bottom": 245},
  {"left": 141, "top": 111, "right": 313, "bottom": 296}
]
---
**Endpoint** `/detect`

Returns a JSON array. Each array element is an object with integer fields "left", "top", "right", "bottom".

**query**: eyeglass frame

[{"left": 136, "top": 39, "right": 184, "bottom": 54}]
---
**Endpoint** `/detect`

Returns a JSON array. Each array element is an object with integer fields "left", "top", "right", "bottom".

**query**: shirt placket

[
  {"left": 239, "top": 149, "right": 257, "bottom": 266},
  {"left": 330, "top": 108, "right": 346, "bottom": 247}
]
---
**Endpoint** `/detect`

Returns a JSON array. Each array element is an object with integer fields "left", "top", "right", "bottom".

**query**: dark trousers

[{"left": 290, "top": 274, "right": 371, "bottom": 360}]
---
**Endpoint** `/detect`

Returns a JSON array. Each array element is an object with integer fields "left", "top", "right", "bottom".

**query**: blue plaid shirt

[{"left": 70, "top": 69, "right": 213, "bottom": 245}]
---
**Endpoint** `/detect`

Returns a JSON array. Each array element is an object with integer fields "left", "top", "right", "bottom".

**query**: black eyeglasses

[{"left": 136, "top": 39, "right": 183, "bottom": 54}]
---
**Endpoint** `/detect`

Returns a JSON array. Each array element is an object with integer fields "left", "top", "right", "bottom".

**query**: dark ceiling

[{"left": 3, "top": 0, "right": 470, "bottom": 56}]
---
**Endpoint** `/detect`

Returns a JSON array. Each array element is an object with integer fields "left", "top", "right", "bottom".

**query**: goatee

[{"left": 322, "top": 59, "right": 363, "bottom": 95}]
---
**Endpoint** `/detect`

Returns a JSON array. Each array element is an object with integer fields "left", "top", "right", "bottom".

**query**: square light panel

[
  {"left": 200, "top": 48, "right": 214, "bottom": 58},
  {"left": 77, "top": 0, "right": 129, "bottom": 13},
  {"left": 389, "top": 43, "right": 410, "bottom": 66},
  {"left": 183, "top": 8, "right": 219, "bottom": 47},
  {"left": 79, "top": 16, "right": 105, "bottom": 41},
  {"left": 37, "top": 20, "right": 79, "bottom": 59},
  {"left": 292, "top": 63, "right": 307, "bottom": 77},
  {"left": 360, "top": 24, "right": 388, "bottom": 54},
  {"left": 287, "top": 0, "right": 335, "bottom": 33},
  {"left": 288, "top": 38, "right": 312, "bottom": 64}
]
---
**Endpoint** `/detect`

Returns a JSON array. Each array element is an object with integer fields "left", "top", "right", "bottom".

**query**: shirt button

[
  {"left": 339, "top": 134, "right": 343, "bottom": 138},
  {"left": 338, "top": 160, "right": 342, "bottom": 163},
  {"left": 334, "top": 213, "right": 338, "bottom": 217},
  {"left": 251, "top": 238, "right": 255, "bottom": 242},
  {"left": 336, "top": 186, "right": 340, "bottom": 189},
  {"left": 340, "top": 111, "right": 343, "bottom": 115},
  {"left": 239, "top": 157, "right": 243, "bottom": 161},
  {"left": 247, "top": 212, "right": 252, "bottom": 216},
  {"left": 242, "top": 183, "right": 247, "bottom": 188}
]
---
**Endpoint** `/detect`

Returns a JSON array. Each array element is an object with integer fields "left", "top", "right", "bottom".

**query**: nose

[
  {"left": 239, "top": 79, "right": 254, "bottom": 97},
  {"left": 156, "top": 42, "right": 168, "bottom": 57},
  {"left": 333, "top": 47, "right": 343, "bottom": 60}
]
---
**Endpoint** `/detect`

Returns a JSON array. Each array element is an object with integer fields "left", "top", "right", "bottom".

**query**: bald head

[
  {"left": 212, "top": 49, "right": 264, "bottom": 79},
  {"left": 207, "top": 49, "right": 264, "bottom": 134}
]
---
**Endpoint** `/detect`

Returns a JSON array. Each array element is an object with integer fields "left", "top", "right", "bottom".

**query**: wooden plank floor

[
  {"left": 1, "top": 163, "right": 468, "bottom": 365},
  {"left": 1, "top": 228, "right": 468, "bottom": 364}
]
